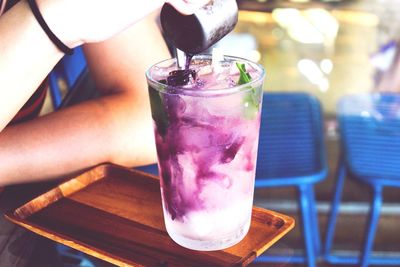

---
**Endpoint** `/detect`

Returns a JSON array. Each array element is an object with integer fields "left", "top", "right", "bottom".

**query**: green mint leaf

[
  {"left": 236, "top": 62, "right": 260, "bottom": 119},
  {"left": 148, "top": 86, "right": 169, "bottom": 136},
  {"left": 236, "top": 62, "right": 252, "bottom": 85},
  {"left": 243, "top": 87, "right": 261, "bottom": 119}
]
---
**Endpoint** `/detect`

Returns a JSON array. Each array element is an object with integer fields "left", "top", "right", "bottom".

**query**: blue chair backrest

[
  {"left": 49, "top": 46, "right": 87, "bottom": 109},
  {"left": 256, "top": 92, "right": 325, "bottom": 179},
  {"left": 61, "top": 47, "right": 87, "bottom": 87},
  {"left": 338, "top": 93, "right": 400, "bottom": 179}
]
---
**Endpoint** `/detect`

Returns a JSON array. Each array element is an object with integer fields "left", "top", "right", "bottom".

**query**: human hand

[
  {"left": 36, "top": 0, "right": 165, "bottom": 47},
  {"left": 36, "top": 0, "right": 210, "bottom": 49},
  {"left": 166, "top": 0, "right": 211, "bottom": 15}
]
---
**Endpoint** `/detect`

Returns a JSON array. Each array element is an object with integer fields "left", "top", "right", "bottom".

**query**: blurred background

[
  {"left": 223, "top": 0, "right": 397, "bottom": 114},
  {"left": 209, "top": 0, "right": 400, "bottom": 266}
]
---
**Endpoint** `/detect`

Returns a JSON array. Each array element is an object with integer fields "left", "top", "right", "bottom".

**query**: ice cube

[
  {"left": 212, "top": 48, "right": 225, "bottom": 74},
  {"left": 197, "top": 65, "right": 213, "bottom": 76}
]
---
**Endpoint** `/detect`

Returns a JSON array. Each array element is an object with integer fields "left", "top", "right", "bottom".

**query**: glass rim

[{"left": 146, "top": 54, "right": 265, "bottom": 96}]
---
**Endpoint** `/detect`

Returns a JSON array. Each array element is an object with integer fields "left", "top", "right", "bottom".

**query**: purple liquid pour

[
  {"left": 166, "top": 54, "right": 195, "bottom": 87},
  {"left": 155, "top": 54, "right": 252, "bottom": 222},
  {"left": 156, "top": 108, "right": 246, "bottom": 221},
  {"left": 185, "top": 54, "right": 193, "bottom": 70},
  {"left": 157, "top": 116, "right": 245, "bottom": 221}
]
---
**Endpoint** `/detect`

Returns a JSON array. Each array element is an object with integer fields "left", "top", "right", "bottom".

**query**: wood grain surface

[{"left": 5, "top": 163, "right": 294, "bottom": 267}]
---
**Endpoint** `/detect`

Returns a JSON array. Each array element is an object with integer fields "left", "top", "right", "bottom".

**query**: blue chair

[
  {"left": 135, "top": 163, "right": 159, "bottom": 175},
  {"left": 324, "top": 93, "right": 400, "bottom": 267},
  {"left": 254, "top": 92, "right": 328, "bottom": 267},
  {"left": 56, "top": 244, "right": 96, "bottom": 267},
  {"left": 49, "top": 46, "right": 87, "bottom": 109}
]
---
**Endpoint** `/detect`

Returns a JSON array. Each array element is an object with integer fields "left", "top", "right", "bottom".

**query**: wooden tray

[{"left": 5, "top": 163, "right": 294, "bottom": 267}]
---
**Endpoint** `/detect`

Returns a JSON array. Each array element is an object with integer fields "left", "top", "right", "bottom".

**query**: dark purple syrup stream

[{"left": 166, "top": 54, "right": 196, "bottom": 86}]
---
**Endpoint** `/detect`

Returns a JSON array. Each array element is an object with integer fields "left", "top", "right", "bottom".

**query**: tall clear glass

[{"left": 146, "top": 55, "right": 265, "bottom": 251}]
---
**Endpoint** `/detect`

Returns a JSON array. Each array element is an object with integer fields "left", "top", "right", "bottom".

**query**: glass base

[{"left": 166, "top": 218, "right": 251, "bottom": 251}]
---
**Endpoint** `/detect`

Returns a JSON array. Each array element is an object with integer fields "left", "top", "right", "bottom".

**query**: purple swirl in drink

[{"left": 146, "top": 55, "right": 265, "bottom": 251}]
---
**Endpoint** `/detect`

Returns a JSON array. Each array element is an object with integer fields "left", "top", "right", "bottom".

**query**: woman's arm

[
  {"left": 0, "top": 0, "right": 172, "bottom": 130},
  {"left": 0, "top": 13, "right": 170, "bottom": 186},
  {"left": 82, "top": 12, "right": 171, "bottom": 166},
  {"left": 0, "top": 1, "right": 64, "bottom": 130}
]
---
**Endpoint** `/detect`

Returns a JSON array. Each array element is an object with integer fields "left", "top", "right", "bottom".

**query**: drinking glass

[{"left": 146, "top": 55, "right": 265, "bottom": 251}]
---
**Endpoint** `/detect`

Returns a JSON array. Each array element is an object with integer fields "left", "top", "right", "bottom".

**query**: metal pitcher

[{"left": 160, "top": 0, "right": 238, "bottom": 55}]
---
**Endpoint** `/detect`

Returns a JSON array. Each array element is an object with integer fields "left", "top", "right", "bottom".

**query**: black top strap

[{"left": 27, "top": 0, "right": 73, "bottom": 55}]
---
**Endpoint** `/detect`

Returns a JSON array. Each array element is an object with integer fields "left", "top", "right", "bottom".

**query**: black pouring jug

[{"left": 160, "top": 0, "right": 239, "bottom": 55}]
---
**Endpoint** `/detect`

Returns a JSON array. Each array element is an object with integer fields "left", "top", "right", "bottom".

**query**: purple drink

[{"left": 146, "top": 55, "right": 265, "bottom": 251}]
